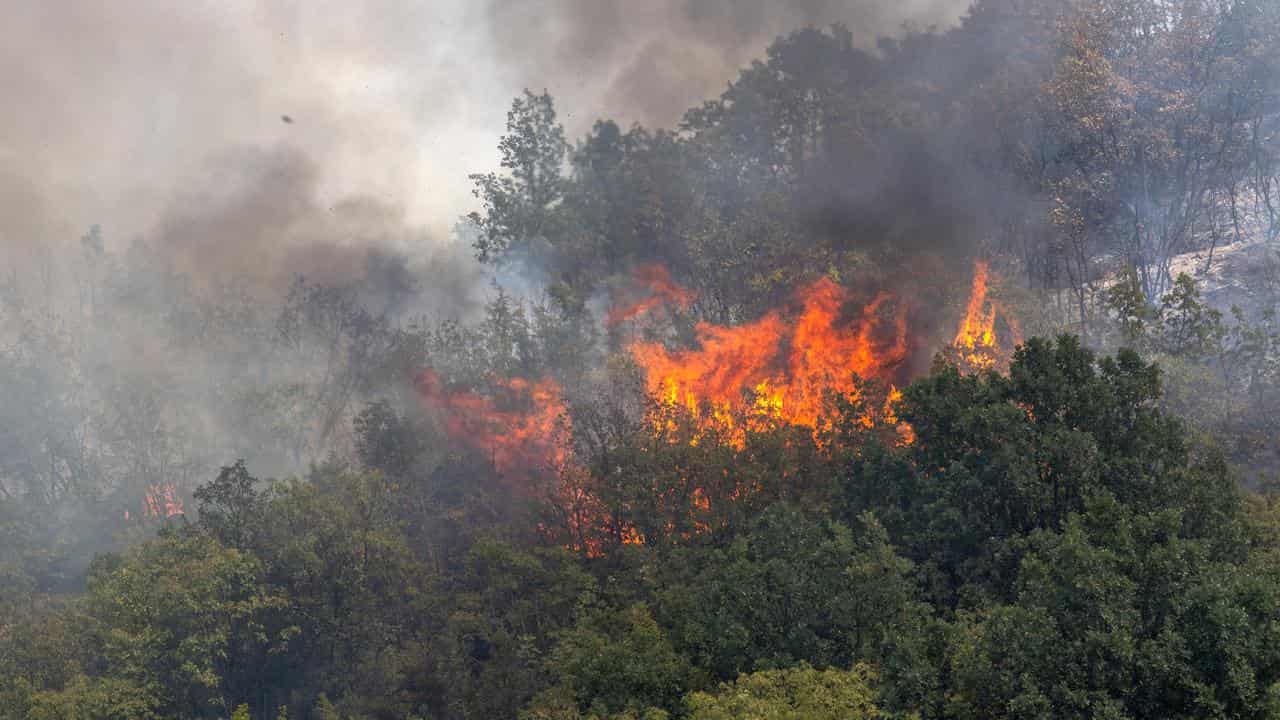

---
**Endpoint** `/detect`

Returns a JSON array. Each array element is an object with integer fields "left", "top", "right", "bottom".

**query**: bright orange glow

[
  {"left": 415, "top": 370, "right": 570, "bottom": 483},
  {"left": 415, "top": 260, "right": 1021, "bottom": 553},
  {"left": 608, "top": 264, "right": 696, "bottom": 326},
  {"left": 416, "top": 369, "right": 627, "bottom": 551},
  {"left": 883, "top": 386, "right": 914, "bottom": 444},
  {"left": 952, "top": 260, "right": 1021, "bottom": 372},
  {"left": 628, "top": 277, "right": 910, "bottom": 440}
]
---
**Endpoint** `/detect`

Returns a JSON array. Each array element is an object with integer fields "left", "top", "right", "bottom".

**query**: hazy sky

[{"left": 1, "top": 0, "right": 969, "bottom": 265}]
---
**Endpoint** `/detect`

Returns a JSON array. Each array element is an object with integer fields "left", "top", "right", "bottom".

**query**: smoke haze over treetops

[{"left": 0, "top": 0, "right": 968, "bottom": 278}]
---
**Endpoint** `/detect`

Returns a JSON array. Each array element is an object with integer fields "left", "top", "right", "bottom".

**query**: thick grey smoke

[
  {"left": 0, "top": 2, "right": 461, "bottom": 261},
  {"left": 0, "top": 0, "right": 969, "bottom": 289},
  {"left": 0, "top": 2, "right": 972, "bottom": 502},
  {"left": 1, "top": 0, "right": 979, "bottom": 575},
  {"left": 153, "top": 145, "right": 482, "bottom": 316}
]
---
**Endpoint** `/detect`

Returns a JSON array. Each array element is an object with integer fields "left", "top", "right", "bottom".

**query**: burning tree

[
  {"left": 944, "top": 261, "right": 1023, "bottom": 374},
  {"left": 415, "top": 260, "right": 1014, "bottom": 552}
]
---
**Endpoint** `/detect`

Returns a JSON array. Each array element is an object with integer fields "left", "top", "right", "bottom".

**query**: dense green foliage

[
  {"left": 5, "top": 1, "right": 1280, "bottom": 718},
  {"left": 8, "top": 336, "right": 1280, "bottom": 719}
]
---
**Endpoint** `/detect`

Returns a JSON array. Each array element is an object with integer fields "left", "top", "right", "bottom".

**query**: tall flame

[{"left": 951, "top": 260, "right": 1021, "bottom": 372}]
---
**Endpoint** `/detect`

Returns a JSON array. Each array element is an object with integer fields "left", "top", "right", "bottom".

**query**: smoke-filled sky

[{"left": 1, "top": 0, "right": 969, "bottom": 276}]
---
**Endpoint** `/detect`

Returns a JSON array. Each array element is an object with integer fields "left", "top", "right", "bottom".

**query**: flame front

[
  {"left": 628, "top": 277, "right": 910, "bottom": 436},
  {"left": 415, "top": 260, "right": 1015, "bottom": 552}
]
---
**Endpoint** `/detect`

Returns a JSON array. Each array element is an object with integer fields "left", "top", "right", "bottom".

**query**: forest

[{"left": 4, "top": 0, "right": 1280, "bottom": 718}]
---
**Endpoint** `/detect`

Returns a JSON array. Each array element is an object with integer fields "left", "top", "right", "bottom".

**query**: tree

[
  {"left": 469, "top": 90, "right": 569, "bottom": 263},
  {"left": 533, "top": 605, "right": 699, "bottom": 719},
  {"left": 654, "top": 506, "right": 929, "bottom": 693},
  {"left": 431, "top": 539, "right": 597, "bottom": 720},
  {"left": 686, "top": 664, "right": 883, "bottom": 720},
  {"left": 83, "top": 531, "right": 285, "bottom": 718},
  {"left": 194, "top": 460, "right": 263, "bottom": 551},
  {"left": 249, "top": 469, "right": 428, "bottom": 718},
  {"left": 1156, "top": 273, "right": 1225, "bottom": 361},
  {"left": 1045, "top": 0, "right": 1280, "bottom": 306},
  {"left": 25, "top": 675, "right": 160, "bottom": 720}
]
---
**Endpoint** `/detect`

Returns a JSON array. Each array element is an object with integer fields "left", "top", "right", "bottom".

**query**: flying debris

[{"left": 280, "top": 114, "right": 294, "bottom": 124}]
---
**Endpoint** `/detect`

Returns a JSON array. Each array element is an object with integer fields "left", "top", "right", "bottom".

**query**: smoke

[
  {"left": 0, "top": 0, "right": 975, "bottom": 500},
  {"left": 152, "top": 145, "right": 482, "bottom": 317},
  {"left": 483, "top": 0, "right": 970, "bottom": 129},
  {"left": 1, "top": 2, "right": 452, "bottom": 268},
  {"left": 0, "top": 1, "right": 969, "bottom": 289},
  {"left": 0, "top": 0, "right": 985, "bottom": 579}
]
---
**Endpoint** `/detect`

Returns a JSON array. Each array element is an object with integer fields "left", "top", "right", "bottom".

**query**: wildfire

[
  {"left": 415, "top": 260, "right": 1016, "bottom": 553},
  {"left": 628, "top": 277, "right": 910, "bottom": 437},
  {"left": 415, "top": 369, "right": 570, "bottom": 483},
  {"left": 144, "top": 483, "right": 184, "bottom": 519},
  {"left": 951, "top": 260, "right": 1022, "bottom": 372},
  {"left": 607, "top": 264, "right": 696, "bottom": 326}
]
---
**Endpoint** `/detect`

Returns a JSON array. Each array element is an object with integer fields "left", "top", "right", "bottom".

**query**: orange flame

[
  {"left": 414, "top": 373, "right": 641, "bottom": 556},
  {"left": 143, "top": 483, "right": 184, "bottom": 519},
  {"left": 416, "top": 260, "right": 1017, "bottom": 553},
  {"left": 628, "top": 277, "right": 910, "bottom": 437},
  {"left": 608, "top": 264, "right": 696, "bottom": 325},
  {"left": 415, "top": 370, "right": 570, "bottom": 483},
  {"left": 951, "top": 261, "right": 1021, "bottom": 372}
]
